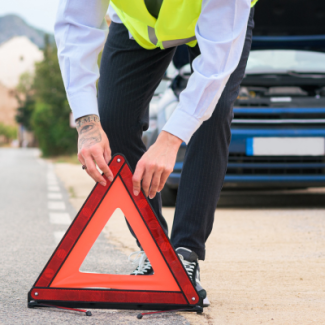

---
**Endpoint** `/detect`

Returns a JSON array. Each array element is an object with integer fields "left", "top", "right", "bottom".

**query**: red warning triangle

[{"left": 28, "top": 154, "right": 201, "bottom": 311}]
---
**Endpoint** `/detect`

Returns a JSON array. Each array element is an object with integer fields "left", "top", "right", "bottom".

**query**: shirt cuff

[
  {"left": 162, "top": 107, "right": 202, "bottom": 144},
  {"left": 67, "top": 92, "right": 99, "bottom": 121}
]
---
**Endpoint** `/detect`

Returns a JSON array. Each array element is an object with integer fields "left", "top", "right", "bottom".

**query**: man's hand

[
  {"left": 76, "top": 115, "right": 114, "bottom": 186},
  {"left": 133, "top": 131, "right": 182, "bottom": 199}
]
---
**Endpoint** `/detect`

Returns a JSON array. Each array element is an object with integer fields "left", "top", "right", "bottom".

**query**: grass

[
  {"left": 49, "top": 154, "right": 80, "bottom": 165},
  {"left": 68, "top": 186, "right": 76, "bottom": 198}
]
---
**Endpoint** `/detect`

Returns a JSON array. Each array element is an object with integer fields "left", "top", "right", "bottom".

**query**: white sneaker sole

[{"left": 203, "top": 297, "right": 210, "bottom": 307}]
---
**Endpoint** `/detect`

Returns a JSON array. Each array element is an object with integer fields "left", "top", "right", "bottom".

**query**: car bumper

[
  {"left": 167, "top": 172, "right": 325, "bottom": 189},
  {"left": 167, "top": 119, "right": 325, "bottom": 189}
]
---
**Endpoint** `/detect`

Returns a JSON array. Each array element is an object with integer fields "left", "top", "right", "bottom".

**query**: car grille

[
  {"left": 232, "top": 108, "right": 325, "bottom": 125},
  {"left": 227, "top": 154, "right": 325, "bottom": 175}
]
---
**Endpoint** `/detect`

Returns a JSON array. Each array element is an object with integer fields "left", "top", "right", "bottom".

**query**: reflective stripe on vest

[{"left": 148, "top": 26, "right": 196, "bottom": 49}]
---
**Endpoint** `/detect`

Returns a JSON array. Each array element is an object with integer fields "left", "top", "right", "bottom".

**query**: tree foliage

[
  {"left": 0, "top": 123, "right": 17, "bottom": 143},
  {"left": 15, "top": 72, "right": 35, "bottom": 131},
  {"left": 16, "top": 35, "right": 77, "bottom": 156}
]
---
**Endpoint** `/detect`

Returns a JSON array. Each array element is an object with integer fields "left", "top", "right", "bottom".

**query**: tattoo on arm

[
  {"left": 76, "top": 114, "right": 102, "bottom": 150},
  {"left": 79, "top": 124, "right": 94, "bottom": 135},
  {"left": 78, "top": 133, "right": 102, "bottom": 150},
  {"left": 76, "top": 114, "right": 100, "bottom": 132}
]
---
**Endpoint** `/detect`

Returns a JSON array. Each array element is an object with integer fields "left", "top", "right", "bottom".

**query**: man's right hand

[{"left": 76, "top": 114, "right": 114, "bottom": 186}]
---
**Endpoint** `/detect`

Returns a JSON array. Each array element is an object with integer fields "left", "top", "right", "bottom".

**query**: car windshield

[{"left": 246, "top": 50, "right": 325, "bottom": 74}]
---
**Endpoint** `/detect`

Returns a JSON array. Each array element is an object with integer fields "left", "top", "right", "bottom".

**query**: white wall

[{"left": 0, "top": 36, "right": 43, "bottom": 89}]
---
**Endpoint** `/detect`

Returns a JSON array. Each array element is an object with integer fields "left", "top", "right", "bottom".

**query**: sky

[{"left": 0, "top": 0, "right": 62, "bottom": 33}]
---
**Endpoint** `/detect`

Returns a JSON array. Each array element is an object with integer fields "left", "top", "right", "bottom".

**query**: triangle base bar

[
  {"left": 28, "top": 288, "right": 187, "bottom": 305},
  {"left": 28, "top": 293, "right": 202, "bottom": 313},
  {"left": 28, "top": 154, "right": 202, "bottom": 312}
]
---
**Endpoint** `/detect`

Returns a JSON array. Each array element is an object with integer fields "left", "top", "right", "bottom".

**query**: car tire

[{"left": 161, "top": 185, "right": 177, "bottom": 207}]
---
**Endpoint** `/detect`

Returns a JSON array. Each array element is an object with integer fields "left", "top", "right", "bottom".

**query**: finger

[
  {"left": 78, "top": 152, "right": 86, "bottom": 166},
  {"left": 103, "top": 146, "right": 114, "bottom": 181},
  {"left": 157, "top": 169, "right": 172, "bottom": 192},
  {"left": 133, "top": 161, "right": 145, "bottom": 196},
  {"left": 84, "top": 155, "right": 107, "bottom": 186},
  {"left": 103, "top": 145, "right": 111, "bottom": 164},
  {"left": 141, "top": 169, "right": 155, "bottom": 198},
  {"left": 93, "top": 153, "right": 114, "bottom": 182},
  {"left": 149, "top": 169, "right": 163, "bottom": 199}
]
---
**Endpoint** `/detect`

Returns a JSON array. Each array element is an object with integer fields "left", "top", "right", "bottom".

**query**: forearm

[
  {"left": 156, "top": 131, "right": 183, "bottom": 151},
  {"left": 163, "top": 0, "right": 251, "bottom": 144},
  {"left": 55, "top": 0, "right": 110, "bottom": 120}
]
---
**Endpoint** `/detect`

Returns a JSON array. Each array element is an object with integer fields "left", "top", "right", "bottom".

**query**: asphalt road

[{"left": 0, "top": 148, "right": 189, "bottom": 325}]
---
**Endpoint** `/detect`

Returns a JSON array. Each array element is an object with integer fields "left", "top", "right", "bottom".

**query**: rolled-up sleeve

[
  {"left": 163, "top": 0, "right": 251, "bottom": 144},
  {"left": 54, "top": 0, "right": 110, "bottom": 120}
]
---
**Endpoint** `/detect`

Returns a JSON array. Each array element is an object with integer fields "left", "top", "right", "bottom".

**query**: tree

[
  {"left": 0, "top": 123, "right": 17, "bottom": 144},
  {"left": 15, "top": 72, "right": 35, "bottom": 131},
  {"left": 31, "top": 35, "right": 77, "bottom": 156}
]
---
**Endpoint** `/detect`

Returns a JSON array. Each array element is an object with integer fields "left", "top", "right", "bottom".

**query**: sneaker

[
  {"left": 128, "top": 250, "right": 153, "bottom": 275},
  {"left": 176, "top": 247, "right": 210, "bottom": 307}
]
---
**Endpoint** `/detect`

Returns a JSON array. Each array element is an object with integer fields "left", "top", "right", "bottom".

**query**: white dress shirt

[{"left": 55, "top": 0, "right": 251, "bottom": 144}]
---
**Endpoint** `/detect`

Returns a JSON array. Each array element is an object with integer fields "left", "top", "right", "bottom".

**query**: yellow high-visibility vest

[{"left": 111, "top": 0, "right": 258, "bottom": 50}]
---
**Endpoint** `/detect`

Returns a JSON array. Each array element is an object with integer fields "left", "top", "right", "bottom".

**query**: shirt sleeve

[
  {"left": 54, "top": 0, "right": 110, "bottom": 120},
  {"left": 162, "top": 0, "right": 251, "bottom": 144}
]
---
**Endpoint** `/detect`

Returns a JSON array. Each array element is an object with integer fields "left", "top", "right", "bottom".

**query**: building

[
  {"left": 0, "top": 36, "right": 43, "bottom": 145},
  {"left": 0, "top": 36, "right": 43, "bottom": 89}
]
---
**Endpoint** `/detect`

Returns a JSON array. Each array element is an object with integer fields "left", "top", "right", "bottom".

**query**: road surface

[{"left": 0, "top": 148, "right": 188, "bottom": 325}]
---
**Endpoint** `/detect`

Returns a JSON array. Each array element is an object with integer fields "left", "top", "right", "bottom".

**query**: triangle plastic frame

[{"left": 28, "top": 154, "right": 202, "bottom": 311}]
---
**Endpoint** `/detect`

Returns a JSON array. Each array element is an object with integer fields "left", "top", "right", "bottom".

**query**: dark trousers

[{"left": 98, "top": 8, "right": 255, "bottom": 260}]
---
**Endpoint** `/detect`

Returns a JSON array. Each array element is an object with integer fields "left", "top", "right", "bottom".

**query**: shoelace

[
  {"left": 128, "top": 250, "right": 152, "bottom": 275},
  {"left": 178, "top": 254, "right": 202, "bottom": 285}
]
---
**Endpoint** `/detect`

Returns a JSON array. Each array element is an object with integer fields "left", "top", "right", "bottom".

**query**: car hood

[{"left": 253, "top": 0, "right": 325, "bottom": 52}]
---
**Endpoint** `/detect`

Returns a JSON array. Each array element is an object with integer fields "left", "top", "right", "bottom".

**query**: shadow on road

[{"left": 218, "top": 188, "right": 325, "bottom": 208}]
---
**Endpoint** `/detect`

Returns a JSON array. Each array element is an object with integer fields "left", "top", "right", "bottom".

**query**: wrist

[
  {"left": 76, "top": 114, "right": 101, "bottom": 134},
  {"left": 158, "top": 131, "right": 182, "bottom": 150}
]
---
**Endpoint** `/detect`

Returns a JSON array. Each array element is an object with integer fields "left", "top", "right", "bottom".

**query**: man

[{"left": 55, "top": 0, "right": 256, "bottom": 305}]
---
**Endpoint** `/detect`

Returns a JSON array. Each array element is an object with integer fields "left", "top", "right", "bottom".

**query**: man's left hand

[{"left": 133, "top": 131, "right": 182, "bottom": 199}]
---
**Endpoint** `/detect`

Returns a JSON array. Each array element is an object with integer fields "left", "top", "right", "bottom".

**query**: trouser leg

[
  {"left": 171, "top": 8, "right": 255, "bottom": 260},
  {"left": 98, "top": 22, "right": 176, "bottom": 240}
]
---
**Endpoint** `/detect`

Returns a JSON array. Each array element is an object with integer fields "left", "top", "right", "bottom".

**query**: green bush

[
  {"left": 0, "top": 123, "right": 17, "bottom": 143},
  {"left": 16, "top": 95, "right": 35, "bottom": 131},
  {"left": 15, "top": 72, "right": 35, "bottom": 131},
  {"left": 32, "top": 101, "right": 77, "bottom": 157},
  {"left": 29, "top": 35, "right": 78, "bottom": 157}
]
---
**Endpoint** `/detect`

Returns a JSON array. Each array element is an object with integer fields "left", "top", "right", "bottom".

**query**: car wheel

[{"left": 161, "top": 185, "right": 177, "bottom": 207}]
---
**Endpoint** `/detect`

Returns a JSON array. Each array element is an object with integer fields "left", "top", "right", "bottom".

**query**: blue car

[{"left": 146, "top": 0, "right": 325, "bottom": 206}]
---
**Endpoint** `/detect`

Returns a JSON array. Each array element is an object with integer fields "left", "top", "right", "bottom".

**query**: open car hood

[{"left": 253, "top": 0, "right": 325, "bottom": 52}]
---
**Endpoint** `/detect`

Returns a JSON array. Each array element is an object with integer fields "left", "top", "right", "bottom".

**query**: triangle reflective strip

[{"left": 28, "top": 154, "right": 200, "bottom": 309}]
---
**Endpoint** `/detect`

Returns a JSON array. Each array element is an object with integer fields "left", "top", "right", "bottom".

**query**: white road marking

[
  {"left": 53, "top": 231, "right": 66, "bottom": 244},
  {"left": 48, "top": 186, "right": 60, "bottom": 192},
  {"left": 36, "top": 158, "right": 45, "bottom": 166},
  {"left": 47, "top": 180, "right": 58, "bottom": 186},
  {"left": 49, "top": 212, "right": 71, "bottom": 225},
  {"left": 47, "top": 173, "right": 58, "bottom": 184},
  {"left": 48, "top": 201, "right": 66, "bottom": 210},
  {"left": 47, "top": 163, "right": 72, "bottom": 244},
  {"left": 47, "top": 193, "right": 63, "bottom": 199}
]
